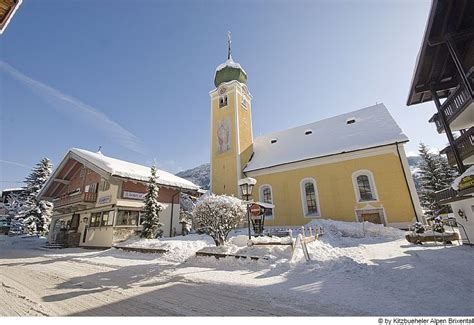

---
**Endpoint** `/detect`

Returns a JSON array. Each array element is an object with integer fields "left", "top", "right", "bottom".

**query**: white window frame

[
  {"left": 300, "top": 178, "right": 321, "bottom": 218},
  {"left": 259, "top": 184, "right": 274, "bottom": 220},
  {"left": 352, "top": 170, "right": 379, "bottom": 203}
]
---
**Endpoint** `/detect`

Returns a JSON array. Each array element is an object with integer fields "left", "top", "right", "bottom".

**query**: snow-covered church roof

[
  {"left": 244, "top": 103, "right": 408, "bottom": 172},
  {"left": 69, "top": 148, "right": 199, "bottom": 190}
]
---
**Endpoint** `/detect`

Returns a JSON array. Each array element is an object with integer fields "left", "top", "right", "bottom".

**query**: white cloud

[
  {"left": 0, "top": 159, "right": 30, "bottom": 168},
  {"left": 0, "top": 61, "right": 148, "bottom": 155}
]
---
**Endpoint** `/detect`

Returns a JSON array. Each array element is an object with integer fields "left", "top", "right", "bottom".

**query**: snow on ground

[{"left": 1, "top": 220, "right": 473, "bottom": 316}]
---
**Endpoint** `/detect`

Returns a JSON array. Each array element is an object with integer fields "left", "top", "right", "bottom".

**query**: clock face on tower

[{"left": 218, "top": 86, "right": 227, "bottom": 96}]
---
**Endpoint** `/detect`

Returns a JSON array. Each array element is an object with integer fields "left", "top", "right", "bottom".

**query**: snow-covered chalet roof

[
  {"left": 33, "top": 148, "right": 198, "bottom": 193},
  {"left": 244, "top": 103, "right": 409, "bottom": 172},
  {"left": 69, "top": 148, "right": 199, "bottom": 190}
]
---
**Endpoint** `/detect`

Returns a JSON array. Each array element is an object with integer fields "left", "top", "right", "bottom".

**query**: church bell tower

[{"left": 210, "top": 32, "right": 253, "bottom": 196}]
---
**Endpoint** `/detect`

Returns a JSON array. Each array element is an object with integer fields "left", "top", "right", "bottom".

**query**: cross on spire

[{"left": 227, "top": 31, "right": 232, "bottom": 60}]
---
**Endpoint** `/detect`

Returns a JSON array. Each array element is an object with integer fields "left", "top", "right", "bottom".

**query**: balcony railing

[
  {"left": 430, "top": 82, "right": 473, "bottom": 133},
  {"left": 54, "top": 192, "right": 97, "bottom": 208},
  {"left": 441, "top": 127, "right": 474, "bottom": 166},
  {"left": 433, "top": 187, "right": 458, "bottom": 204}
]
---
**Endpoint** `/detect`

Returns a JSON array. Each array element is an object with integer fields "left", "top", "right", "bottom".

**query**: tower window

[
  {"left": 305, "top": 130, "right": 313, "bottom": 135},
  {"left": 242, "top": 98, "right": 248, "bottom": 110},
  {"left": 219, "top": 95, "right": 228, "bottom": 108}
]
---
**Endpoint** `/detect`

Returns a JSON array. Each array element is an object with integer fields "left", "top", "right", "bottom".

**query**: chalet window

[
  {"left": 89, "top": 210, "right": 113, "bottom": 227},
  {"left": 85, "top": 183, "right": 98, "bottom": 193},
  {"left": 100, "top": 179, "right": 110, "bottom": 191},
  {"left": 259, "top": 185, "right": 273, "bottom": 219},
  {"left": 352, "top": 170, "right": 378, "bottom": 202},
  {"left": 116, "top": 210, "right": 142, "bottom": 226},
  {"left": 300, "top": 178, "right": 320, "bottom": 217},
  {"left": 219, "top": 95, "right": 228, "bottom": 108},
  {"left": 90, "top": 212, "right": 101, "bottom": 227}
]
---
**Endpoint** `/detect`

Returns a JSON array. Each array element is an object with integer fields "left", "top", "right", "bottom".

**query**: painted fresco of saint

[{"left": 217, "top": 117, "right": 230, "bottom": 154}]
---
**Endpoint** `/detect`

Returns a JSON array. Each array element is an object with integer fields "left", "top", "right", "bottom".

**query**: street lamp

[{"left": 238, "top": 177, "right": 257, "bottom": 240}]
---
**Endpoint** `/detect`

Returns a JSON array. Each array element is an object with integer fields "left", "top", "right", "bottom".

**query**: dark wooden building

[{"left": 407, "top": 0, "right": 473, "bottom": 204}]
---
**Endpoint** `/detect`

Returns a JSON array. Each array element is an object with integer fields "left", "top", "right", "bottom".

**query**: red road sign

[{"left": 249, "top": 203, "right": 263, "bottom": 217}]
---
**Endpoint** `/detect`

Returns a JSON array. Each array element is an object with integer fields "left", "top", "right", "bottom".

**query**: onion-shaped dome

[{"left": 214, "top": 56, "right": 247, "bottom": 87}]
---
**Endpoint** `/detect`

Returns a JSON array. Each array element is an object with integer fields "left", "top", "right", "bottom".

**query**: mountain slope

[{"left": 176, "top": 163, "right": 210, "bottom": 190}]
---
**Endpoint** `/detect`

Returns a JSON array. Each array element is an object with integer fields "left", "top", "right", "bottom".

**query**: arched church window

[
  {"left": 259, "top": 185, "right": 274, "bottom": 219},
  {"left": 352, "top": 170, "right": 378, "bottom": 202},
  {"left": 300, "top": 178, "right": 320, "bottom": 217}
]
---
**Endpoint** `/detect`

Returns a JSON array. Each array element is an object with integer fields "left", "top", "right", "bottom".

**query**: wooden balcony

[
  {"left": 430, "top": 68, "right": 474, "bottom": 133},
  {"left": 441, "top": 127, "right": 474, "bottom": 166},
  {"left": 54, "top": 192, "right": 97, "bottom": 208},
  {"left": 434, "top": 187, "right": 458, "bottom": 204}
]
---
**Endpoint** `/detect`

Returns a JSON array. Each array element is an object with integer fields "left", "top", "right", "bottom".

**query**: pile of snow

[
  {"left": 199, "top": 235, "right": 293, "bottom": 265},
  {"left": 0, "top": 235, "right": 47, "bottom": 249},
  {"left": 307, "top": 219, "right": 405, "bottom": 240},
  {"left": 117, "top": 234, "right": 214, "bottom": 262},
  {"left": 452, "top": 165, "right": 474, "bottom": 190},
  {"left": 196, "top": 219, "right": 407, "bottom": 268}
]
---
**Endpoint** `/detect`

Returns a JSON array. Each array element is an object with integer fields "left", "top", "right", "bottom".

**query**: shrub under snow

[{"left": 192, "top": 194, "right": 246, "bottom": 246}]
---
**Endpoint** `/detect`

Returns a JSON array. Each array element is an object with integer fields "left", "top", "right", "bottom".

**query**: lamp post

[{"left": 238, "top": 177, "right": 257, "bottom": 240}]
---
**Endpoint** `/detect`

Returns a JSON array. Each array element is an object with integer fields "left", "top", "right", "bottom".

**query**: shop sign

[
  {"left": 98, "top": 195, "right": 111, "bottom": 204},
  {"left": 123, "top": 191, "right": 146, "bottom": 200},
  {"left": 459, "top": 175, "right": 474, "bottom": 191}
]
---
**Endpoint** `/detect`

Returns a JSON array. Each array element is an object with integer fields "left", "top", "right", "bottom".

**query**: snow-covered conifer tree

[
  {"left": 141, "top": 164, "right": 163, "bottom": 239},
  {"left": 18, "top": 158, "right": 53, "bottom": 234},
  {"left": 418, "top": 143, "right": 457, "bottom": 216},
  {"left": 192, "top": 194, "right": 246, "bottom": 246}
]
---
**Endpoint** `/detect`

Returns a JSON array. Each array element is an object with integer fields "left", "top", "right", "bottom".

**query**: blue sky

[{"left": 1, "top": 0, "right": 445, "bottom": 190}]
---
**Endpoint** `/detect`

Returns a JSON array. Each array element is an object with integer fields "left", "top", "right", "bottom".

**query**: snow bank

[
  {"left": 117, "top": 234, "right": 215, "bottom": 262},
  {"left": 306, "top": 219, "right": 405, "bottom": 240},
  {"left": 198, "top": 235, "right": 293, "bottom": 264},
  {"left": 195, "top": 219, "right": 407, "bottom": 269},
  {"left": 0, "top": 235, "right": 47, "bottom": 249}
]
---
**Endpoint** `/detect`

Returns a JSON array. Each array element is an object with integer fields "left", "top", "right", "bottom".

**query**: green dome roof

[{"left": 214, "top": 58, "right": 247, "bottom": 87}]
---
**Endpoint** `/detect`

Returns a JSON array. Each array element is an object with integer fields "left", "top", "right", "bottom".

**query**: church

[{"left": 210, "top": 39, "right": 423, "bottom": 229}]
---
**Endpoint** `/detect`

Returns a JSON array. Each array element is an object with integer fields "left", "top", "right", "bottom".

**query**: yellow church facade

[{"left": 210, "top": 46, "right": 423, "bottom": 229}]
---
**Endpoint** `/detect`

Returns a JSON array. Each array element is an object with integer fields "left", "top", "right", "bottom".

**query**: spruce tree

[
  {"left": 141, "top": 164, "right": 163, "bottom": 239},
  {"left": 20, "top": 158, "right": 53, "bottom": 234},
  {"left": 417, "top": 143, "right": 458, "bottom": 216}
]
